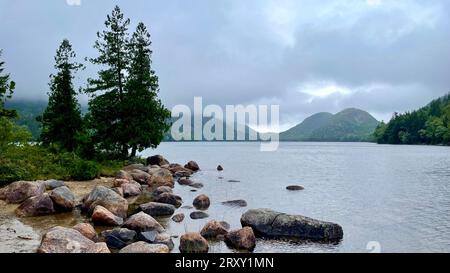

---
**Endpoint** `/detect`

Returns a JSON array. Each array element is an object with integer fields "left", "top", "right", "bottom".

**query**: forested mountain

[
  {"left": 373, "top": 93, "right": 450, "bottom": 145},
  {"left": 5, "top": 100, "right": 46, "bottom": 140},
  {"left": 280, "top": 108, "right": 379, "bottom": 142}
]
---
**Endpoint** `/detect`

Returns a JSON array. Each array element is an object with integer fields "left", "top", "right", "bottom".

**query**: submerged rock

[
  {"left": 15, "top": 193, "right": 55, "bottom": 217},
  {"left": 184, "top": 161, "right": 200, "bottom": 172},
  {"left": 179, "top": 232, "right": 208, "bottom": 253},
  {"left": 240, "top": 209, "right": 343, "bottom": 242},
  {"left": 140, "top": 202, "right": 175, "bottom": 217},
  {"left": 221, "top": 200, "right": 247, "bottom": 207},
  {"left": 119, "top": 242, "right": 169, "bottom": 253},
  {"left": 171, "top": 213, "right": 185, "bottom": 223},
  {"left": 73, "top": 223, "right": 97, "bottom": 241},
  {"left": 286, "top": 185, "right": 304, "bottom": 191},
  {"left": 37, "top": 226, "right": 95, "bottom": 253},
  {"left": 146, "top": 155, "right": 170, "bottom": 167},
  {"left": 49, "top": 186, "right": 75, "bottom": 211},
  {"left": 82, "top": 186, "right": 128, "bottom": 218},
  {"left": 193, "top": 194, "right": 210, "bottom": 210},
  {"left": 92, "top": 205, "right": 123, "bottom": 226},
  {"left": 0, "top": 181, "right": 45, "bottom": 204},
  {"left": 217, "top": 165, "right": 223, "bottom": 171},
  {"left": 200, "top": 220, "right": 229, "bottom": 238},
  {"left": 225, "top": 227, "right": 256, "bottom": 251},
  {"left": 189, "top": 183, "right": 204, "bottom": 189},
  {"left": 190, "top": 211, "right": 209, "bottom": 220},
  {"left": 122, "top": 212, "right": 164, "bottom": 233},
  {"left": 153, "top": 192, "right": 182, "bottom": 208}
]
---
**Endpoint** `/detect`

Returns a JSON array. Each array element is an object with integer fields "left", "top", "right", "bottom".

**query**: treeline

[
  {"left": 373, "top": 94, "right": 450, "bottom": 145},
  {"left": 0, "top": 6, "right": 169, "bottom": 184}
]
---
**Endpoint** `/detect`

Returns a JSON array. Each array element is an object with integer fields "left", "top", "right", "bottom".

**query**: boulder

[
  {"left": 82, "top": 186, "right": 128, "bottom": 218},
  {"left": 122, "top": 212, "right": 164, "bottom": 233},
  {"left": 184, "top": 161, "right": 200, "bottom": 172},
  {"left": 190, "top": 211, "right": 209, "bottom": 220},
  {"left": 101, "top": 228, "right": 136, "bottom": 249},
  {"left": 178, "top": 178, "right": 194, "bottom": 186},
  {"left": 115, "top": 170, "right": 133, "bottom": 182},
  {"left": 286, "top": 185, "right": 304, "bottom": 191},
  {"left": 37, "top": 226, "right": 95, "bottom": 253},
  {"left": 111, "top": 187, "right": 124, "bottom": 197},
  {"left": 169, "top": 164, "right": 194, "bottom": 176},
  {"left": 148, "top": 169, "right": 174, "bottom": 188},
  {"left": 200, "top": 220, "right": 229, "bottom": 238},
  {"left": 86, "top": 242, "right": 111, "bottom": 253},
  {"left": 129, "top": 169, "right": 151, "bottom": 184},
  {"left": 225, "top": 227, "right": 256, "bottom": 251},
  {"left": 49, "top": 186, "right": 75, "bottom": 211},
  {"left": 151, "top": 186, "right": 173, "bottom": 197},
  {"left": 179, "top": 232, "right": 209, "bottom": 253},
  {"left": 222, "top": 200, "right": 247, "bottom": 207},
  {"left": 240, "top": 209, "right": 344, "bottom": 242},
  {"left": 113, "top": 179, "right": 130, "bottom": 187},
  {"left": 123, "top": 164, "right": 149, "bottom": 173},
  {"left": 121, "top": 181, "right": 142, "bottom": 197},
  {"left": 44, "top": 180, "right": 65, "bottom": 190},
  {"left": 138, "top": 231, "right": 174, "bottom": 250},
  {"left": 146, "top": 155, "right": 170, "bottom": 167},
  {"left": 217, "top": 165, "right": 223, "bottom": 171},
  {"left": 189, "top": 183, "right": 204, "bottom": 189},
  {"left": 0, "top": 181, "right": 45, "bottom": 204},
  {"left": 92, "top": 205, "right": 123, "bottom": 226},
  {"left": 140, "top": 202, "right": 175, "bottom": 217},
  {"left": 15, "top": 193, "right": 55, "bottom": 217},
  {"left": 153, "top": 192, "right": 182, "bottom": 208},
  {"left": 171, "top": 213, "right": 185, "bottom": 223},
  {"left": 73, "top": 223, "right": 97, "bottom": 241},
  {"left": 119, "top": 242, "right": 169, "bottom": 253},
  {"left": 193, "top": 194, "right": 210, "bottom": 210}
]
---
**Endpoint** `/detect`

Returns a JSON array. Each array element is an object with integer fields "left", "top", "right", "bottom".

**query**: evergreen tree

[
  {"left": 86, "top": 5, "right": 131, "bottom": 157},
  {"left": 0, "top": 50, "right": 16, "bottom": 119},
  {"left": 125, "top": 22, "right": 170, "bottom": 157},
  {"left": 39, "top": 40, "right": 83, "bottom": 151}
]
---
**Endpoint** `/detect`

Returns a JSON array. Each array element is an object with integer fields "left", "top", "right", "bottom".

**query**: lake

[{"left": 141, "top": 142, "right": 450, "bottom": 253}]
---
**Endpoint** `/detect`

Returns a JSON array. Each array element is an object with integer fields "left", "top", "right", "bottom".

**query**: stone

[
  {"left": 122, "top": 212, "right": 164, "bottom": 233},
  {"left": 73, "top": 223, "right": 97, "bottom": 241},
  {"left": 0, "top": 181, "right": 45, "bottom": 204},
  {"left": 121, "top": 181, "right": 142, "bottom": 197},
  {"left": 178, "top": 178, "right": 194, "bottom": 186},
  {"left": 101, "top": 228, "right": 136, "bottom": 249},
  {"left": 286, "top": 185, "right": 305, "bottom": 191},
  {"left": 189, "top": 183, "right": 204, "bottom": 189},
  {"left": 217, "top": 165, "right": 223, "bottom": 171},
  {"left": 179, "top": 232, "right": 209, "bottom": 253},
  {"left": 184, "top": 161, "right": 200, "bottom": 172},
  {"left": 148, "top": 168, "right": 174, "bottom": 188},
  {"left": 171, "top": 213, "right": 185, "bottom": 223},
  {"left": 190, "top": 211, "right": 209, "bottom": 220},
  {"left": 224, "top": 227, "right": 256, "bottom": 251},
  {"left": 129, "top": 169, "right": 151, "bottom": 184},
  {"left": 123, "top": 164, "right": 149, "bottom": 173},
  {"left": 193, "top": 194, "right": 210, "bottom": 210},
  {"left": 153, "top": 192, "right": 182, "bottom": 208},
  {"left": 115, "top": 170, "right": 133, "bottom": 182},
  {"left": 44, "top": 179, "right": 65, "bottom": 190},
  {"left": 49, "top": 186, "right": 75, "bottom": 211},
  {"left": 146, "top": 155, "right": 170, "bottom": 167},
  {"left": 200, "top": 220, "right": 229, "bottom": 238},
  {"left": 221, "top": 200, "right": 247, "bottom": 207},
  {"left": 140, "top": 202, "right": 175, "bottom": 216},
  {"left": 111, "top": 187, "right": 124, "bottom": 197},
  {"left": 15, "top": 193, "right": 55, "bottom": 217},
  {"left": 37, "top": 226, "right": 95, "bottom": 253},
  {"left": 240, "top": 209, "right": 344, "bottom": 242},
  {"left": 82, "top": 186, "right": 128, "bottom": 218},
  {"left": 86, "top": 242, "right": 111, "bottom": 253},
  {"left": 138, "top": 231, "right": 174, "bottom": 250},
  {"left": 92, "top": 205, "right": 123, "bottom": 226},
  {"left": 119, "top": 242, "right": 169, "bottom": 253},
  {"left": 151, "top": 186, "right": 173, "bottom": 197},
  {"left": 113, "top": 179, "right": 130, "bottom": 187}
]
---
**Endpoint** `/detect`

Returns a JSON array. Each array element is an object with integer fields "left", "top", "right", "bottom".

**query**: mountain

[
  {"left": 280, "top": 108, "right": 380, "bottom": 142},
  {"left": 5, "top": 99, "right": 47, "bottom": 140}
]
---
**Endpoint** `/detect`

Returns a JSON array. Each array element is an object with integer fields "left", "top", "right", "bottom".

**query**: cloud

[{"left": 66, "top": 0, "right": 81, "bottom": 6}]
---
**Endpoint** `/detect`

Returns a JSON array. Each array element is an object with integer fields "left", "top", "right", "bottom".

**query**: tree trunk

[
  {"left": 131, "top": 146, "right": 137, "bottom": 158},
  {"left": 121, "top": 144, "right": 129, "bottom": 159}
]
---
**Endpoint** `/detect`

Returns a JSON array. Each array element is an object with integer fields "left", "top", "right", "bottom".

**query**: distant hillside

[
  {"left": 5, "top": 100, "right": 47, "bottom": 140},
  {"left": 280, "top": 108, "right": 379, "bottom": 142}
]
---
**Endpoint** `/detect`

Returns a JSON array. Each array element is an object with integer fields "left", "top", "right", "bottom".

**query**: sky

[{"left": 0, "top": 0, "right": 449, "bottom": 131}]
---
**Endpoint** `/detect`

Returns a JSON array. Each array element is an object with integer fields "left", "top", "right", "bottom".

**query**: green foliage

[
  {"left": 374, "top": 94, "right": 450, "bottom": 145},
  {"left": 39, "top": 39, "right": 84, "bottom": 151},
  {"left": 69, "top": 159, "right": 100, "bottom": 181},
  {"left": 0, "top": 50, "right": 17, "bottom": 119}
]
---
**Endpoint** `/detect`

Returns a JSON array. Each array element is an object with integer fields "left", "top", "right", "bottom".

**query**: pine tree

[
  {"left": 39, "top": 39, "right": 83, "bottom": 151},
  {"left": 86, "top": 5, "right": 131, "bottom": 157},
  {"left": 0, "top": 50, "right": 16, "bottom": 119},
  {"left": 125, "top": 22, "right": 170, "bottom": 157}
]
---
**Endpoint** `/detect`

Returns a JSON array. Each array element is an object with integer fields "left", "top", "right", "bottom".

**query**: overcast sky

[{"left": 0, "top": 0, "right": 449, "bottom": 130}]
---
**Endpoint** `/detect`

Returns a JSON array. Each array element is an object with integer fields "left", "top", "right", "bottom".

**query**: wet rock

[
  {"left": 119, "top": 242, "right": 169, "bottom": 253},
  {"left": 286, "top": 185, "right": 304, "bottom": 191},
  {"left": 138, "top": 231, "right": 174, "bottom": 250},
  {"left": 44, "top": 180, "right": 65, "bottom": 190},
  {"left": 121, "top": 181, "right": 142, "bottom": 197},
  {"left": 171, "top": 213, "right": 185, "bottom": 223},
  {"left": 189, "top": 183, "right": 204, "bottom": 189},
  {"left": 146, "top": 155, "right": 170, "bottom": 167},
  {"left": 217, "top": 165, "right": 223, "bottom": 171},
  {"left": 222, "top": 200, "right": 247, "bottom": 207},
  {"left": 240, "top": 209, "right": 344, "bottom": 242},
  {"left": 129, "top": 169, "right": 151, "bottom": 184},
  {"left": 101, "top": 228, "right": 136, "bottom": 249},
  {"left": 225, "top": 227, "right": 256, "bottom": 251},
  {"left": 193, "top": 194, "right": 210, "bottom": 210},
  {"left": 92, "top": 205, "right": 123, "bottom": 226},
  {"left": 148, "top": 169, "right": 174, "bottom": 188},
  {"left": 190, "top": 211, "right": 209, "bottom": 220},
  {"left": 153, "top": 192, "right": 182, "bottom": 208},
  {"left": 151, "top": 186, "right": 173, "bottom": 197},
  {"left": 227, "top": 180, "right": 240, "bottom": 183},
  {"left": 200, "top": 220, "right": 229, "bottom": 238},
  {"left": 0, "top": 181, "right": 45, "bottom": 204},
  {"left": 181, "top": 205, "right": 193, "bottom": 210},
  {"left": 16, "top": 193, "right": 55, "bottom": 217},
  {"left": 73, "top": 223, "right": 97, "bottom": 241},
  {"left": 178, "top": 178, "right": 194, "bottom": 186},
  {"left": 179, "top": 232, "right": 209, "bottom": 253},
  {"left": 49, "top": 186, "right": 75, "bottom": 211},
  {"left": 86, "top": 242, "right": 110, "bottom": 253},
  {"left": 37, "top": 226, "right": 95, "bottom": 253},
  {"left": 82, "top": 186, "right": 128, "bottom": 218},
  {"left": 219, "top": 221, "right": 231, "bottom": 230},
  {"left": 184, "top": 161, "right": 200, "bottom": 172},
  {"left": 140, "top": 202, "right": 175, "bottom": 217},
  {"left": 190, "top": 189, "right": 197, "bottom": 192},
  {"left": 115, "top": 170, "right": 133, "bottom": 182},
  {"left": 122, "top": 212, "right": 164, "bottom": 233}
]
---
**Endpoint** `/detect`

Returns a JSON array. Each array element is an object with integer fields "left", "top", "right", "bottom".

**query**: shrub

[{"left": 69, "top": 159, "right": 100, "bottom": 181}]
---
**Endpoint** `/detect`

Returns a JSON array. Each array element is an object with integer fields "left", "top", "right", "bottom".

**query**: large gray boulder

[
  {"left": 146, "top": 155, "right": 170, "bottom": 167},
  {"left": 240, "top": 209, "right": 343, "bottom": 242},
  {"left": 119, "top": 242, "right": 169, "bottom": 253},
  {"left": 37, "top": 226, "right": 95, "bottom": 253},
  {"left": 82, "top": 186, "right": 128, "bottom": 218},
  {"left": 15, "top": 193, "right": 55, "bottom": 217},
  {"left": 49, "top": 186, "right": 75, "bottom": 211},
  {"left": 140, "top": 202, "right": 176, "bottom": 217},
  {"left": 122, "top": 212, "right": 165, "bottom": 233},
  {"left": 0, "top": 181, "right": 45, "bottom": 204}
]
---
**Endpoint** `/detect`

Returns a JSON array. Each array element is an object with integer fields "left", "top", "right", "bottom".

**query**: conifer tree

[{"left": 0, "top": 50, "right": 16, "bottom": 119}]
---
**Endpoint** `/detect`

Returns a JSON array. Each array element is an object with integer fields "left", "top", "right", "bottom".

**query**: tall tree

[
  {"left": 39, "top": 40, "right": 83, "bottom": 151},
  {"left": 86, "top": 5, "right": 131, "bottom": 157},
  {"left": 0, "top": 50, "right": 16, "bottom": 119},
  {"left": 125, "top": 22, "right": 170, "bottom": 157}
]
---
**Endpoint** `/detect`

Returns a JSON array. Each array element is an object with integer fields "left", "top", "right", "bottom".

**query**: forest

[{"left": 0, "top": 6, "right": 170, "bottom": 185}]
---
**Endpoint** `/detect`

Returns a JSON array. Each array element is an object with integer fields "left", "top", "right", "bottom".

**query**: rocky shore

[{"left": 0, "top": 155, "right": 343, "bottom": 253}]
